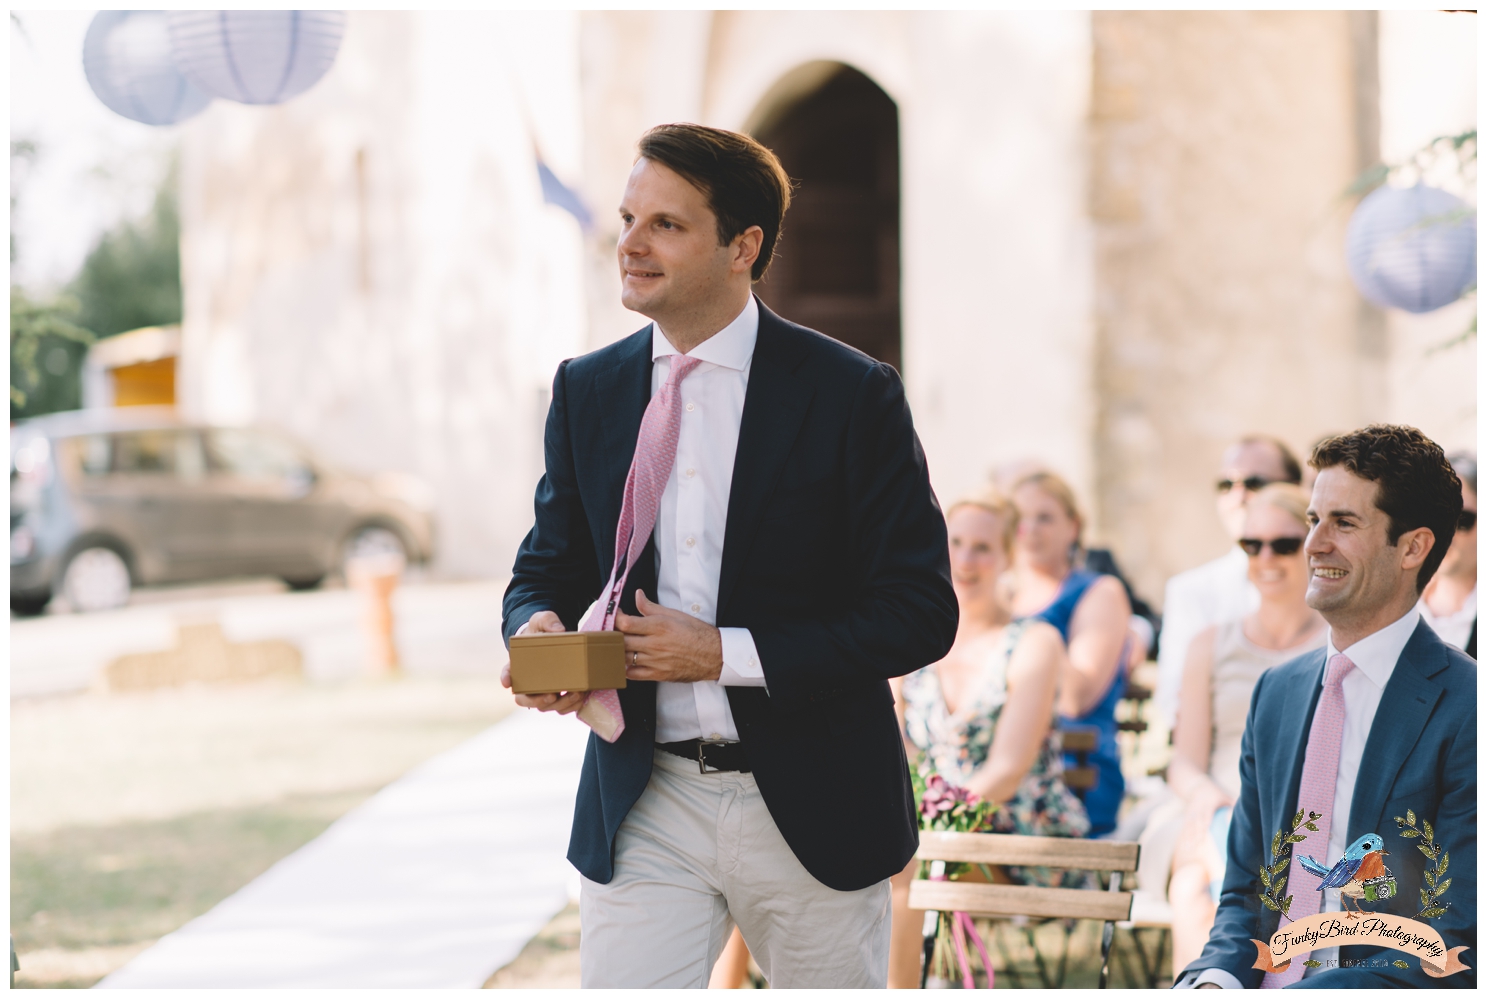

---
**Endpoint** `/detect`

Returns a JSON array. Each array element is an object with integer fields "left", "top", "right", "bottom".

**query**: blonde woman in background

[
  {"left": 1165, "top": 483, "right": 1325, "bottom": 970},
  {"left": 1008, "top": 471, "right": 1132, "bottom": 837},
  {"left": 884, "top": 491, "right": 1088, "bottom": 987}
]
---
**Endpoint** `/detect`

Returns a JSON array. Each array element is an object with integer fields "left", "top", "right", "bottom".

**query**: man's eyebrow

[{"left": 1316, "top": 508, "right": 1362, "bottom": 520}]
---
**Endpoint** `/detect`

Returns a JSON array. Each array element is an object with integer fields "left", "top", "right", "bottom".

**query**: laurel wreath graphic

[
  {"left": 1259, "top": 809, "right": 1321, "bottom": 919},
  {"left": 1395, "top": 809, "right": 1451, "bottom": 921}
]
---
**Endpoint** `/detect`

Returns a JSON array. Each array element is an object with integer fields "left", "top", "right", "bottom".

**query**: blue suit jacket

[
  {"left": 1183, "top": 620, "right": 1476, "bottom": 987},
  {"left": 502, "top": 299, "right": 958, "bottom": 891}
]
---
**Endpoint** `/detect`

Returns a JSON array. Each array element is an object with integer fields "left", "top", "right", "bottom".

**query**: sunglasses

[
  {"left": 1238, "top": 537, "right": 1304, "bottom": 557},
  {"left": 1460, "top": 509, "right": 1478, "bottom": 532},
  {"left": 1217, "top": 476, "right": 1273, "bottom": 494}
]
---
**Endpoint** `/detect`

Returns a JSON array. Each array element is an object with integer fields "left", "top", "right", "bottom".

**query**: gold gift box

[{"left": 508, "top": 631, "right": 627, "bottom": 694}]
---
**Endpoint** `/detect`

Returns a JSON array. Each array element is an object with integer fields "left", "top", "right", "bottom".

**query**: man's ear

[
  {"left": 1398, "top": 526, "right": 1435, "bottom": 572},
  {"left": 732, "top": 226, "right": 763, "bottom": 275}
]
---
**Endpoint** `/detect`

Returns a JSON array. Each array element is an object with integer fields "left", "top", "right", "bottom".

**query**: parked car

[{"left": 11, "top": 408, "right": 436, "bottom": 614}]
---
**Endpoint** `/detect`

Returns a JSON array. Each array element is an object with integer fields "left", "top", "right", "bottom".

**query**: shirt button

[
  {"left": 685, "top": 402, "right": 695, "bottom": 412},
  {"left": 685, "top": 536, "right": 696, "bottom": 548},
  {"left": 748, "top": 657, "right": 757, "bottom": 667},
  {"left": 709, "top": 733, "right": 721, "bottom": 741},
  {"left": 685, "top": 467, "right": 695, "bottom": 478},
  {"left": 691, "top": 603, "right": 701, "bottom": 613}
]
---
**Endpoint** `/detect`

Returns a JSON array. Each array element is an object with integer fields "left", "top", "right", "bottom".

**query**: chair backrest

[
  {"left": 908, "top": 832, "right": 1139, "bottom": 922},
  {"left": 1060, "top": 727, "right": 1100, "bottom": 791}
]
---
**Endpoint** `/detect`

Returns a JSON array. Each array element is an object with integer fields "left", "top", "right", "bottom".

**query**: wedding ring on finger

[{"left": 630, "top": 650, "right": 638, "bottom": 667}]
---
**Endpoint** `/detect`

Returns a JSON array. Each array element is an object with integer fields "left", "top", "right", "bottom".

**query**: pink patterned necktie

[
  {"left": 1262, "top": 652, "right": 1356, "bottom": 988},
  {"left": 575, "top": 354, "right": 703, "bottom": 743}
]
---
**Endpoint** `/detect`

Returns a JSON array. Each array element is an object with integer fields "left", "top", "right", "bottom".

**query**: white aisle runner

[{"left": 99, "top": 708, "right": 590, "bottom": 988}]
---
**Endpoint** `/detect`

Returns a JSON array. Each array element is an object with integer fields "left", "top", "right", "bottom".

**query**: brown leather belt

[{"left": 657, "top": 739, "right": 752, "bottom": 774}]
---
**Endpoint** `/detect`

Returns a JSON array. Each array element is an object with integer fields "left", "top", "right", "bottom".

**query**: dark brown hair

[
  {"left": 1310, "top": 425, "right": 1462, "bottom": 593},
  {"left": 636, "top": 124, "right": 792, "bottom": 281}
]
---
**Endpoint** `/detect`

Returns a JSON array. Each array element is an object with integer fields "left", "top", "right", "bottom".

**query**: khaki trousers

[{"left": 578, "top": 748, "right": 892, "bottom": 988}]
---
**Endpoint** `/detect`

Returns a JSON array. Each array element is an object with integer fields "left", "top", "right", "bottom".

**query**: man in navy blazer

[
  {"left": 502, "top": 125, "right": 956, "bottom": 987},
  {"left": 1179, "top": 425, "right": 1475, "bottom": 988}
]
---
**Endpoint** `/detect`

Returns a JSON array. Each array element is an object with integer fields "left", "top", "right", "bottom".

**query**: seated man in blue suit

[{"left": 1177, "top": 425, "right": 1475, "bottom": 988}]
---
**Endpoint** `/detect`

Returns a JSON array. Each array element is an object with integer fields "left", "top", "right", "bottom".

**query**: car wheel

[
  {"left": 341, "top": 525, "right": 407, "bottom": 576},
  {"left": 60, "top": 546, "right": 132, "bottom": 613},
  {"left": 10, "top": 592, "right": 51, "bottom": 616}
]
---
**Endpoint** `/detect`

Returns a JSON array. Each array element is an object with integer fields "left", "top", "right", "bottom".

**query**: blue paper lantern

[
  {"left": 167, "top": 11, "right": 347, "bottom": 106},
  {"left": 1346, "top": 184, "right": 1477, "bottom": 314},
  {"left": 82, "top": 11, "right": 213, "bottom": 126}
]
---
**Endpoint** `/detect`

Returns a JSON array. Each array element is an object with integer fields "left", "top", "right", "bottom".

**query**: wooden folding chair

[{"left": 908, "top": 831, "right": 1139, "bottom": 988}]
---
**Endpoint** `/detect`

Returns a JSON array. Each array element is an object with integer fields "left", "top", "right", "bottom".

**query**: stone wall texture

[{"left": 1089, "top": 11, "right": 1384, "bottom": 599}]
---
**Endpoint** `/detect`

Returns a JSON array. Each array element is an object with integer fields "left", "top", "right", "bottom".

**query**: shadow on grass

[{"left": 12, "top": 788, "right": 375, "bottom": 988}]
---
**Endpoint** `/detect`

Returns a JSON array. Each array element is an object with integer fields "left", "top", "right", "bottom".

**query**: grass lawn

[
  {"left": 12, "top": 790, "right": 371, "bottom": 988},
  {"left": 12, "top": 675, "right": 512, "bottom": 988}
]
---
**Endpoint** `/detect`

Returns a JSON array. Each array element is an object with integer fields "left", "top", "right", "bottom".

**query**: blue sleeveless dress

[{"left": 1030, "top": 569, "right": 1126, "bottom": 837}]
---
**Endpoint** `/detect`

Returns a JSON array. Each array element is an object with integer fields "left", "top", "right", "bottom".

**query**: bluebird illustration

[{"left": 1296, "top": 833, "right": 1391, "bottom": 917}]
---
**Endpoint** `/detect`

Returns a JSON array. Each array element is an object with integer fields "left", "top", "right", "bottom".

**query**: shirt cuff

[
  {"left": 1178, "top": 968, "right": 1243, "bottom": 989},
  {"left": 718, "top": 628, "right": 767, "bottom": 689}
]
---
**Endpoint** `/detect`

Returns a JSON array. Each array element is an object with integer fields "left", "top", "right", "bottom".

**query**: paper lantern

[
  {"left": 1346, "top": 184, "right": 1477, "bottom": 314},
  {"left": 82, "top": 11, "right": 213, "bottom": 126},
  {"left": 167, "top": 11, "right": 347, "bottom": 106}
]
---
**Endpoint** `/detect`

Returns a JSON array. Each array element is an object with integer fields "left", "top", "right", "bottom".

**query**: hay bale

[{"left": 103, "top": 622, "right": 302, "bottom": 692}]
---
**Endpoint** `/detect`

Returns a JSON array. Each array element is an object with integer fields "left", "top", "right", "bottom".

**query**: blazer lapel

[
  {"left": 1347, "top": 622, "right": 1448, "bottom": 839},
  {"left": 717, "top": 300, "right": 814, "bottom": 617},
  {"left": 591, "top": 327, "right": 654, "bottom": 574}
]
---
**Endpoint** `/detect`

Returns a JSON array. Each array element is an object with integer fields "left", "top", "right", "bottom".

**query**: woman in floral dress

[{"left": 886, "top": 491, "right": 1089, "bottom": 987}]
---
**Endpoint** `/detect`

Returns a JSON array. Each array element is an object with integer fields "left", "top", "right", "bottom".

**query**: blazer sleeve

[
  {"left": 502, "top": 360, "right": 600, "bottom": 642},
  {"left": 1181, "top": 670, "right": 1274, "bottom": 987},
  {"left": 748, "top": 361, "right": 958, "bottom": 708}
]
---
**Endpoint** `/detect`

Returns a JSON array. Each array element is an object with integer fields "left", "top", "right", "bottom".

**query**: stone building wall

[
  {"left": 577, "top": 10, "right": 1098, "bottom": 515},
  {"left": 178, "top": 12, "right": 589, "bottom": 578},
  {"left": 1088, "top": 11, "right": 1382, "bottom": 599},
  {"left": 172, "top": 11, "right": 1472, "bottom": 592}
]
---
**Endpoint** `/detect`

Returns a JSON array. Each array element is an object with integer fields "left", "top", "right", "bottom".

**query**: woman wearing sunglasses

[{"left": 1164, "top": 483, "right": 1325, "bottom": 972}]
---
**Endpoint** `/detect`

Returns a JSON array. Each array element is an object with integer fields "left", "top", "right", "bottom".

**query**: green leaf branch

[
  {"left": 1259, "top": 810, "right": 1321, "bottom": 922},
  {"left": 1394, "top": 809, "right": 1451, "bottom": 920}
]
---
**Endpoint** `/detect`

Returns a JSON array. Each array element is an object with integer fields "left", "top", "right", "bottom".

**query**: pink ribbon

[{"left": 932, "top": 871, "right": 995, "bottom": 988}]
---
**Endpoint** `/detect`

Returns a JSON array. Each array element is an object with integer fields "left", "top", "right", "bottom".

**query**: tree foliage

[
  {"left": 10, "top": 288, "right": 94, "bottom": 418},
  {"left": 9, "top": 147, "right": 183, "bottom": 419},
  {"left": 70, "top": 167, "right": 183, "bottom": 339}
]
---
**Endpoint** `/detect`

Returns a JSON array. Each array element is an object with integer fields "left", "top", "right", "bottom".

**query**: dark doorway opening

[{"left": 753, "top": 65, "right": 902, "bottom": 371}]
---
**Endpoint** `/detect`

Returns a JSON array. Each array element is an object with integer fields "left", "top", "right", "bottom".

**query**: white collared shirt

[
  {"left": 1189, "top": 607, "right": 1420, "bottom": 988},
  {"left": 649, "top": 295, "right": 766, "bottom": 744}
]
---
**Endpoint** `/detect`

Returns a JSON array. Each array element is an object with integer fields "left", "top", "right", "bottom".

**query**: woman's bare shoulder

[
  {"left": 1082, "top": 573, "right": 1133, "bottom": 612},
  {"left": 1012, "top": 619, "right": 1067, "bottom": 661}
]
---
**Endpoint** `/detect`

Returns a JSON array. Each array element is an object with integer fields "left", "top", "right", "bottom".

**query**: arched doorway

[{"left": 752, "top": 65, "right": 902, "bottom": 370}]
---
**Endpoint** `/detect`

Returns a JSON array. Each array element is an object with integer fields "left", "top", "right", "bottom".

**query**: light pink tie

[
  {"left": 575, "top": 354, "right": 702, "bottom": 743},
  {"left": 1262, "top": 652, "right": 1355, "bottom": 987}
]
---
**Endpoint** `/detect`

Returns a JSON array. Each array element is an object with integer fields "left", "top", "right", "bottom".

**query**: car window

[
  {"left": 78, "top": 431, "right": 206, "bottom": 482},
  {"left": 205, "top": 429, "right": 310, "bottom": 484}
]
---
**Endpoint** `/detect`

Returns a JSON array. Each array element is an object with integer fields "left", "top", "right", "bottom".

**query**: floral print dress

[{"left": 902, "top": 620, "right": 1090, "bottom": 886}]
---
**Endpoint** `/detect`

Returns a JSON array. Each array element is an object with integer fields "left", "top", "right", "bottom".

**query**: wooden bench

[{"left": 909, "top": 831, "right": 1140, "bottom": 988}]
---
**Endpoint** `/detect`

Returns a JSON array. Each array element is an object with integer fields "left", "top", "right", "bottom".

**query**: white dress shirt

[
  {"left": 1418, "top": 586, "right": 1476, "bottom": 651},
  {"left": 648, "top": 297, "right": 767, "bottom": 743},
  {"left": 1188, "top": 607, "right": 1419, "bottom": 989},
  {"left": 1156, "top": 546, "right": 1260, "bottom": 728}
]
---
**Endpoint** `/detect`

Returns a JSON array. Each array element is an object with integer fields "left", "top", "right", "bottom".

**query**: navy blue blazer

[
  {"left": 502, "top": 299, "right": 958, "bottom": 891},
  {"left": 1183, "top": 620, "right": 1476, "bottom": 988}
]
